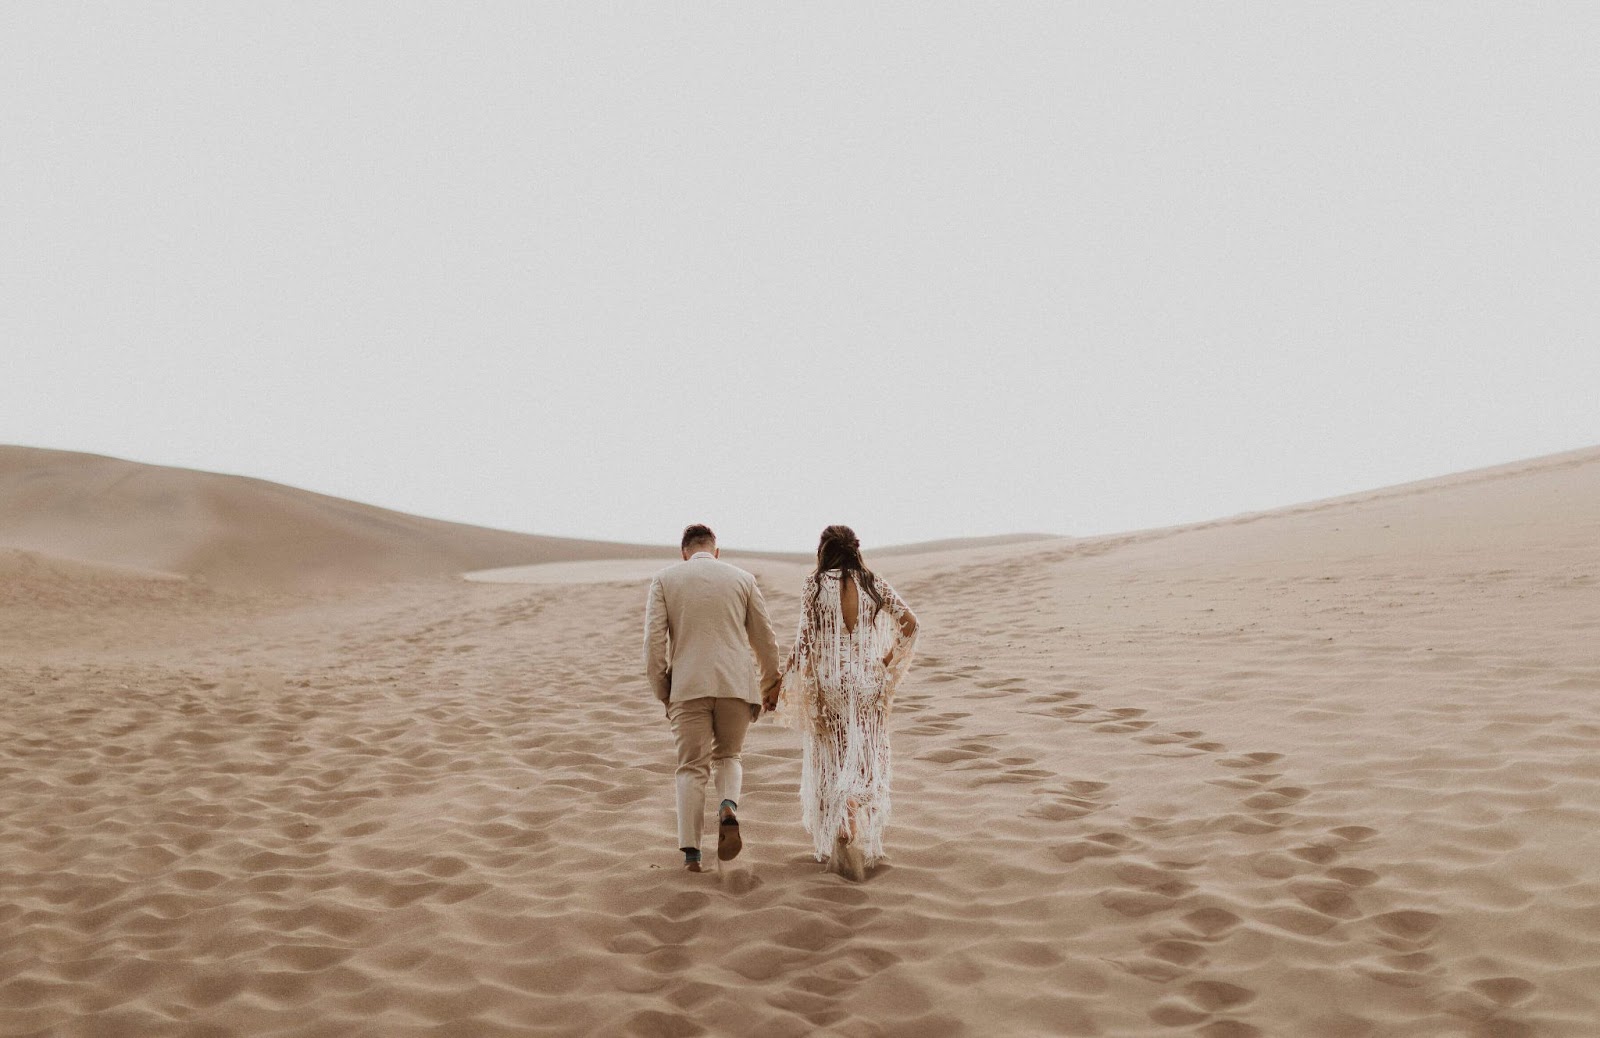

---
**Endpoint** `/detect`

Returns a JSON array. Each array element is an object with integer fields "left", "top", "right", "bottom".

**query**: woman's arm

[
  {"left": 878, "top": 578, "right": 918, "bottom": 664},
  {"left": 770, "top": 576, "right": 817, "bottom": 710}
]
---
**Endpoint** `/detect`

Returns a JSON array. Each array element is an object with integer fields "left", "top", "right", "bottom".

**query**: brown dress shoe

[{"left": 717, "top": 816, "right": 742, "bottom": 861}]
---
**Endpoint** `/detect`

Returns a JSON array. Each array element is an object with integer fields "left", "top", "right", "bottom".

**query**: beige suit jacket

[{"left": 644, "top": 554, "right": 781, "bottom": 706}]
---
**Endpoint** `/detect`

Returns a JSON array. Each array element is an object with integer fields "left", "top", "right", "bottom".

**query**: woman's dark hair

[{"left": 811, "top": 524, "right": 885, "bottom": 618}]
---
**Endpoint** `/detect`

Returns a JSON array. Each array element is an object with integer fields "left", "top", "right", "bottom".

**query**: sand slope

[
  {"left": 0, "top": 446, "right": 1055, "bottom": 588},
  {"left": 2, "top": 447, "right": 1598, "bottom": 1037},
  {"left": 0, "top": 446, "right": 667, "bottom": 586}
]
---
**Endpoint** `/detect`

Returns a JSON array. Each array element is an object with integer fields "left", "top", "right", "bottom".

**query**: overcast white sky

[{"left": 3, "top": 4, "right": 1597, "bottom": 551}]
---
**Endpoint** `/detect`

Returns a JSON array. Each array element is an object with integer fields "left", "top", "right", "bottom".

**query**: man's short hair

[{"left": 681, "top": 524, "right": 716, "bottom": 551}]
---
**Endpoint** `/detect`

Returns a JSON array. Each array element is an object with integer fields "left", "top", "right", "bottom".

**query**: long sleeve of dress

[
  {"left": 773, "top": 575, "right": 817, "bottom": 730},
  {"left": 875, "top": 576, "right": 919, "bottom": 703}
]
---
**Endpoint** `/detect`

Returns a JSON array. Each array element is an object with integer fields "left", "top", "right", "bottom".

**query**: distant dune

[
  {"left": 0, "top": 446, "right": 665, "bottom": 586},
  {"left": 870, "top": 532, "right": 1065, "bottom": 556},
  {"left": 0, "top": 447, "right": 1069, "bottom": 587}
]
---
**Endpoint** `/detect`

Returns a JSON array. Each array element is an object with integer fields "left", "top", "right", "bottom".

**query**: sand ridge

[
  {"left": 2, "top": 447, "right": 1598, "bottom": 1036},
  {"left": 0, "top": 446, "right": 672, "bottom": 587}
]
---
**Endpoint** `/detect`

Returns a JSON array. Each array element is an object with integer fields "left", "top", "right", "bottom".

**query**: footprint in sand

[
  {"left": 916, "top": 748, "right": 983, "bottom": 764},
  {"left": 1096, "top": 720, "right": 1157, "bottom": 733},
  {"left": 1140, "top": 732, "right": 1196, "bottom": 745},
  {"left": 1206, "top": 776, "right": 1270, "bottom": 790},
  {"left": 1100, "top": 863, "right": 1200, "bottom": 926},
  {"left": 1325, "top": 866, "right": 1380, "bottom": 887},
  {"left": 1434, "top": 977, "right": 1542, "bottom": 1037},
  {"left": 1147, "top": 983, "right": 1264, "bottom": 1035},
  {"left": 1112, "top": 862, "right": 1198, "bottom": 898},
  {"left": 1466, "top": 976, "right": 1538, "bottom": 1008},
  {"left": 620, "top": 1008, "right": 704, "bottom": 1037},
  {"left": 1216, "top": 751, "right": 1285, "bottom": 769},
  {"left": 1288, "top": 843, "right": 1341, "bottom": 865},
  {"left": 659, "top": 890, "right": 710, "bottom": 919},
  {"left": 1358, "top": 949, "right": 1445, "bottom": 987},
  {"left": 1050, "top": 831, "right": 1139, "bottom": 864},
  {"left": 1183, "top": 979, "right": 1257, "bottom": 1012},
  {"left": 774, "top": 918, "right": 850, "bottom": 953},
  {"left": 1149, "top": 1000, "right": 1211, "bottom": 1026},
  {"left": 1240, "top": 786, "right": 1309, "bottom": 809},
  {"left": 1100, "top": 888, "right": 1185, "bottom": 918},
  {"left": 1370, "top": 909, "right": 1443, "bottom": 943},
  {"left": 1195, "top": 1021, "right": 1265, "bottom": 1038},
  {"left": 975, "top": 677, "right": 1029, "bottom": 690},
  {"left": 1328, "top": 825, "right": 1378, "bottom": 843},
  {"left": 1027, "top": 801, "right": 1094, "bottom": 821},
  {"left": 1177, "top": 907, "right": 1244, "bottom": 941}
]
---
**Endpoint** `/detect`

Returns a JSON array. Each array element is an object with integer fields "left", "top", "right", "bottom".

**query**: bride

[{"left": 767, "top": 525, "right": 918, "bottom": 880}]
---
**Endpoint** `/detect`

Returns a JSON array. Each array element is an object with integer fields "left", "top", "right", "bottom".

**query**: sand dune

[
  {"left": 2, "top": 447, "right": 1598, "bottom": 1037},
  {"left": 0, "top": 546, "right": 183, "bottom": 585},
  {"left": 0, "top": 447, "right": 1062, "bottom": 589},
  {"left": 0, "top": 446, "right": 667, "bottom": 586}
]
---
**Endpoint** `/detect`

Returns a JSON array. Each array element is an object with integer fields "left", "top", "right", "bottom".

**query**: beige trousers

[{"left": 669, "top": 697, "right": 756, "bottom": 850}]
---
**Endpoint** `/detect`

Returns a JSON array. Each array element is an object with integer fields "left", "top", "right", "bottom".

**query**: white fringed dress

[{"left": 775, "top": 569, "right": 918, "bottom": 867}]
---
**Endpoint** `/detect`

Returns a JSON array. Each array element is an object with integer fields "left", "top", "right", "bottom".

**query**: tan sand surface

[
  {"left": 0, "top": 447, "right": 665, "bottom": 586},
  {"left": 3, "top": 447, "right": 1599, "bottom": 1037}
]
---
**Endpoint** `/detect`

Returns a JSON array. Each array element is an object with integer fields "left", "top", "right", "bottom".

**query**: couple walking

[{"left": 644, "top": 524, "right": 919, "bottom": 880}]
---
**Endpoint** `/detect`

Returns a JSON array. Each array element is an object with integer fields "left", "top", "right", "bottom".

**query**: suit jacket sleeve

[
  {"left": 644, "top": 576, "right": 672, "bottom": 703},
  {"left": 745, "top": 577, "right": 782, "bottom": 695}
]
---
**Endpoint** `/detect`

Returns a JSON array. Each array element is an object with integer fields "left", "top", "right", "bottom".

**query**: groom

[{"left": 644, "top": 524, "right": 781, "bottom": 872}]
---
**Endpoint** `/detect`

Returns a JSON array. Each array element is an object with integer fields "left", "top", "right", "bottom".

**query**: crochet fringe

[{"left": 775, "top": 570, "right": 917, "bottom": 867}]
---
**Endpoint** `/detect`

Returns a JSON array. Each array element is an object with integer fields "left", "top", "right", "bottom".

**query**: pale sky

[{"left": 3, "top": 4, "right": 1597, "bottom": 551}]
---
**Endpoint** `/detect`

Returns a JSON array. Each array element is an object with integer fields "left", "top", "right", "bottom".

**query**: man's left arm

[
  {"left": 644, "top": 577, "right": 672, "bottom": 708},
  {"left": 745, "top": 578, "right": 782, "bottom": 703}
]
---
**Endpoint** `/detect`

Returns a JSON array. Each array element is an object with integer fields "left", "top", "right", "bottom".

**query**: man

[{"left": 644, "top": 524, "right": 781, "bottom": 872}]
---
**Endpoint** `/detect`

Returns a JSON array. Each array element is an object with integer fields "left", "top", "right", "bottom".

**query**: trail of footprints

[
  {"left": 904, "top": 667, "right": 1546, "bottom": 1038},
  {"left": 608, "top": 873, "right": 913, "bottom": 1036}
]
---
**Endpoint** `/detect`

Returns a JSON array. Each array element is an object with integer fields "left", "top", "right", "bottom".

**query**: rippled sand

[{"left": 3, "top": 448, "right": 1598, "bottom": 1036}]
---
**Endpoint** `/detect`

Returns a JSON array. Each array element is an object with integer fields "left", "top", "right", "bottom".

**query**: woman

[{"left": 768, "top": 525, "right": 919, "bottom": 880}]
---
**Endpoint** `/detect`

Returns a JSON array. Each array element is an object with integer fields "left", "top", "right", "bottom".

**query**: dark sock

[
  {"left": 720, "top": 799, "right": 737, "bottom": 818},
  {"left": 682, "top": 847, "right": 701, "bottom": 864}
]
